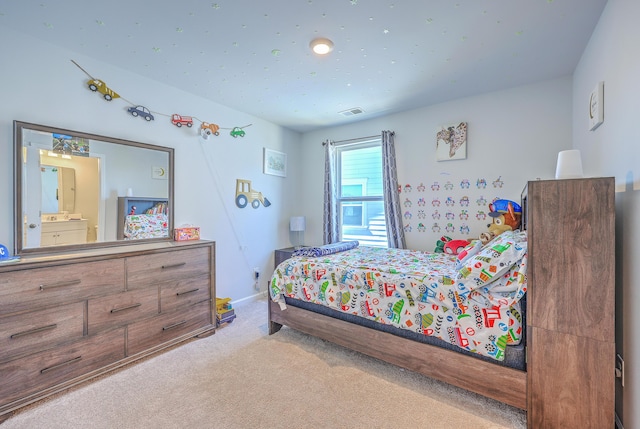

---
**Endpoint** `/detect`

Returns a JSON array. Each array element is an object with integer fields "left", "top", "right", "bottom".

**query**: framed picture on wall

[
  {"left": 263, "top": 148, "right": 287, "bottom": 177},
  {"left": 436, "top": 122, "right": 467, "bottom": 161}
]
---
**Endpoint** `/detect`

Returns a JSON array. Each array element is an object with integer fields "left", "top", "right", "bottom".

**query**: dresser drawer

[
  {"left": 87, "top": 288, "right": 159, "bottom": 334},
  {"left": 126, "top": 247, "right": 211, "bottom": 290},
  {"left": 0, "top": 259, "right": 125, "bottom": 317},
  {"left": 0, "top": 302, "right": 85, "bottom": 364},
  {"left": 127, "top": 300, "right": 212, "bottom": 356},
  {"left": 160, "top": 274, "right": 211, "bottom": 314},
  {"left": 0, "top": 328, "right": 125, "bottom": 408}
]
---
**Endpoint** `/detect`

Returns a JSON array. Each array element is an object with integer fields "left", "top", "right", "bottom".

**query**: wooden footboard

[{"left": 269, "top": 299, "right": 526, "bottom": 410}]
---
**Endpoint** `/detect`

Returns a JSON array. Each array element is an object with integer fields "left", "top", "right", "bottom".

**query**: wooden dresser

[
  {"left": 523, "top": 178, "right": 615, "bottom": 428},
  {"left": 0, "top": 240, "right": 215, "bottom": 420}
]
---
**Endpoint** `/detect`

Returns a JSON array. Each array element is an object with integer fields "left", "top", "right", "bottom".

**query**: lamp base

[{"left": 291, "top": 230, "right": 305, "bottom": 249}]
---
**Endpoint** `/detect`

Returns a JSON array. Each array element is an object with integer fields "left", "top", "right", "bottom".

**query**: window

[
  {"left": 341, "top": 180, "right": 365, "bottom": 227},
  {"left": 336, "top": 139, "right": 387, "bottom": 247}
]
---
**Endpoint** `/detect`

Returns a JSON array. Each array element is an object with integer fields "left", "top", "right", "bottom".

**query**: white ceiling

[{"left": 0, "top": 0, "right": 607, "bottom": 133}]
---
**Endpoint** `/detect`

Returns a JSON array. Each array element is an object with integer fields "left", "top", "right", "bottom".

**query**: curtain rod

[{"left": 322, "top": 134, "right": 380, "bottom": 146}]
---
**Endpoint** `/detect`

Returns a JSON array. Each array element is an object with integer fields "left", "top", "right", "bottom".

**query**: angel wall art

[{"left": 436, "top": 122, "right": 467, "bottom": 161}]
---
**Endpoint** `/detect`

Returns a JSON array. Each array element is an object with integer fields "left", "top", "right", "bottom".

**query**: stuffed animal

[
  {"left": 479, "top": 199, "right": 522, "bottom": 244},
  {"left": 434, "top": 236, "right": 452, "bottom": 253},
  {"left": 443, "top": 239, "right": 470, "bottom": 256}
]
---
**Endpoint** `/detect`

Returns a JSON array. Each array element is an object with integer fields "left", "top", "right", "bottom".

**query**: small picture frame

[
  {"left": 263, "top": 148, "right": 287, "bottom": 177},
  {"left": 589, "top": 81, "right": 604, "bottom": 131}
]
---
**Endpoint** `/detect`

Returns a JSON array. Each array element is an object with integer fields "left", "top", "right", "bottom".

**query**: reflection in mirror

[
  {"left": 14, "top": 121, "right": 174, "bottom": 255},
  {"left": 41, "top": 165, "right": 77, "bottom": 213}
]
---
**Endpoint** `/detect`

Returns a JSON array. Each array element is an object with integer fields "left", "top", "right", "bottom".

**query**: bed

[
  {"left": 123, "top": 213, "right": 169, "bottom": 240},
  {"left": 268, "top": 231, "right": 528, "bottom": 409}
]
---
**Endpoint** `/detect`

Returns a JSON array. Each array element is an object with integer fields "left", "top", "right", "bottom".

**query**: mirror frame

[{"left": 13, "top": 120, "right": 175, "bottom": 255}]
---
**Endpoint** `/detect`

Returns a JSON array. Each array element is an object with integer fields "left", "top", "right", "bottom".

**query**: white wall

[
  {"left": 0, "top": 25, "right": 302, "bottom": 301},
  {"left": 300, "top": 77, "right": 573, "bottom": 251},
  {"left": 572, "top": 0, "right": 640, "bottom": 426}
]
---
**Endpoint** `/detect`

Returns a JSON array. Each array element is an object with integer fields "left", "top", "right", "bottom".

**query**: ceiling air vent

[{"left": 338, "top": 107, "right": 364, "bottom": 117}]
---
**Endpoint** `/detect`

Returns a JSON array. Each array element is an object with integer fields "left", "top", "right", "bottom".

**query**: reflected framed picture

[{"left": 263, "top": 148, "right": 287, "bottom": 177}]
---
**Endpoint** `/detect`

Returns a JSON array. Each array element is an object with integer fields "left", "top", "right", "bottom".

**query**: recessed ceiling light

[{"left": 310, "top": 38, "right": 334, "bottom": 55}]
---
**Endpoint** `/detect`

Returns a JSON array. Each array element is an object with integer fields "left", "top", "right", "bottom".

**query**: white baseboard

[{"left": 232, "top": 291, "right": 267, "bottom": 307}]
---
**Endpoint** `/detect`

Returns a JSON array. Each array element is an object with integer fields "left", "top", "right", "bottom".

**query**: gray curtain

[
  {"left": 322, "top": 140, "right": 339, "bottom": 244},
  {"left": 381, "top": 130, "right": 406, "bottom": 248}
]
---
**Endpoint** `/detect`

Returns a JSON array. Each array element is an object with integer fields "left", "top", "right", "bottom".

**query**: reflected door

[{"left": 22, "top": 141, "right": 46, "bottom": 248}]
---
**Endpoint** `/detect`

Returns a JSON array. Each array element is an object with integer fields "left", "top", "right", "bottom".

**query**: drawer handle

[
  {"left": 162, "top": 320, "right": 187, "bottom": 331},
  {"left": 39, "top": 279, "right": 82, "bottom": 291},
  {"left": 110, "top": 303, "right": 142, "bottom": 313},
  {"left": 176, "top": 288, "right": 199, "bottom": 296},
  {"left": 10, "top": 324, "right": 58, "bottom": 339},
  {"left": 40, "top": 356, "right": 82, "bottom": 374},
  {"left": 161, "top": 262, "right": 186, "bottom": 270}
]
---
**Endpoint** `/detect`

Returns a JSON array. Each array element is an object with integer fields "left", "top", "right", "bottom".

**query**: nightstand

[{"left": 274, "top": 247, "right": 298, "bottom": 268}]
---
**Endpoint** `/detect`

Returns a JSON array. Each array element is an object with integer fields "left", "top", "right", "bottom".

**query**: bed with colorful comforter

[
  {"left": 123, "top": 214, "right": 168, "bottom": 240},
  {"left": 270, "top": 230, "right": 527, "bottom": 362}
]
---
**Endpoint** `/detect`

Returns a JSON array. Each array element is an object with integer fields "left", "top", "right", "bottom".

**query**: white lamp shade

[
  {"left": 290, "top": 216, "right": 306, "bottom": 232},
  {"left": 555, "top": 150, "right": 584, "bottom": 179}
]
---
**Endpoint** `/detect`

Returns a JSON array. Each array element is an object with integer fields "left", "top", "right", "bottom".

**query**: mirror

[{"left": 14, "top": 121, "right": 174, "bottom": 255}]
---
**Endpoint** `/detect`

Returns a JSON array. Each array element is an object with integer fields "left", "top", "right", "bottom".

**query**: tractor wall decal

[{"left": 235, "top": 179, "right": 271, "bottom": 209}]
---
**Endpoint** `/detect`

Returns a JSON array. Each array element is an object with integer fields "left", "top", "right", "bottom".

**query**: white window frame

[
  {"left": 335, "top": 138, "right": 387, "bottom": 247},
  {"left": 340, "top": 178, "right": 368, "bottom": 228}
]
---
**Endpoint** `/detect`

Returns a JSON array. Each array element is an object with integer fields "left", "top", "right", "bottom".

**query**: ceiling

[{"left": 0, "top": 0, "right": 607, "bottom": 133}]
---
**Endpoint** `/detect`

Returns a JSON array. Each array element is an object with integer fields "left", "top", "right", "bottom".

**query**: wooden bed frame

[
  {"left": 268, "top": 178, "right": 616, "bottom": 427},
  {"left": 268, "top": 300, "right": 526, "bottom": 409}
]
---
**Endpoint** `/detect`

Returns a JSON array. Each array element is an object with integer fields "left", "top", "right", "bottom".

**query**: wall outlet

[
  {"left": 616, "top": 354, "right": 625, "bottom": 387},
  {"left": 253, "top": 267, "right": 261, "bottom": 290}
]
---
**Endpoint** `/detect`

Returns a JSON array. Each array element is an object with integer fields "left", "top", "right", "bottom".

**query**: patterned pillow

[
  {"left": 455, "top": 240, "right": 482, "bottom": 270},
  {"left": 292, "top": 241, "right": 359, "bottom": 257},
  {"left": 456, "top": 230, "right": 527, "bottom": 289}
]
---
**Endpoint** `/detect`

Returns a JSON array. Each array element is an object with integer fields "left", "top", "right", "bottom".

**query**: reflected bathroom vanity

[{"left": 40, "top": 216, "right": 88, "bottom": 246}]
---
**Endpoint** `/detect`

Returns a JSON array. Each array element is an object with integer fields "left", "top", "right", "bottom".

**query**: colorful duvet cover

[
  {"left": 124, "top": 214, "right": 168, "bottom": 240},
  {"left": 270, "top": 232, "right": 527, "bottom": 361}
]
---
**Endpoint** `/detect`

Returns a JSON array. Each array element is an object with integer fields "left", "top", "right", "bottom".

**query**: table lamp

[
  {"left": 290, "top": 216, "right": 306, "bottom": 249},
  {"left": 555, "top": 150, "right": 584, "bottom": 179}
]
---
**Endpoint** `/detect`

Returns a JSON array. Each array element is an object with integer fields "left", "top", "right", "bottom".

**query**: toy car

[
  {"left": 230, "top": 127, "right": 245, "bottom": 138},
  {"left": 127, "top": 105, "right": 154, "bottom": 121},
  {"left": 200, "top": 122, "right": 220, "bottom": 137},
  {"left": 87, "top": 79, "right": 120, "bottom": 101},
  {"left": 171, "top": 114, "right": 193, "bottom": 127}
]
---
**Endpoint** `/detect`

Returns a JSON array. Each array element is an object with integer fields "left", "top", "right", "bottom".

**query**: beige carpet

[{"left": 2, "top": 296, "right": 526, "bottom": 428}]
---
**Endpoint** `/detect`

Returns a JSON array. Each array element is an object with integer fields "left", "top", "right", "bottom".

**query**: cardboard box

[{"left": 174, "top": 226, "right": 200, "bottom": 241}]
